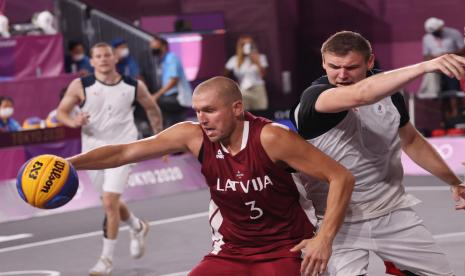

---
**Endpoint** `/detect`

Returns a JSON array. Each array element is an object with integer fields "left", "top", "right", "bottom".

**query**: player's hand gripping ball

[{"left": 16, "top": 154, "right": 79, "bottom": 209}]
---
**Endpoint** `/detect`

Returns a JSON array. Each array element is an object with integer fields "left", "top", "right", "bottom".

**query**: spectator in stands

[
  {"left": 423, "top": 17, "right": 465, "bottom": 124},
  {"left": 111, "top": 38, "right": 141, "bottom": 79},
  {"left": 0, "top": 96, "right": 21, "bottom": 132},
  {"left": 0, "top": 14, "right": 11, "bottom": 38},
  {"left": 65, "top": 40, "right": 93, "bottom": 77},
  {"left": 225, "top": 35, "right": 269, "bottom": 111},
  {"left": 31, "top": 10, "right": 57, "bottom": 35},
  {"left": 150, "top": 37, "right": 192, "bottom": 128},
  {"left": 108, "top": 37, "right": 147, "bottom": 138}
]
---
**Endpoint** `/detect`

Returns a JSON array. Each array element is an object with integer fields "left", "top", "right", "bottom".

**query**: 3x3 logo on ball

[{"left": 28, "top": 161, "right": 44, "bottom": 180}]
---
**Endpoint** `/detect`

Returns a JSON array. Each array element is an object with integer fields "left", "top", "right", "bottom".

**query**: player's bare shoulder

[
  {"left": 136, "top": 79, "right": 149, "bottom": 92},
  {"left": 260, "top": 122, "right": 302, "bottom": 163},
  {"left": 68, "top": 77, "right": 83, "bottom": 90},
  {"left": 261, "top": 122, "right": 292, "bottom": 143},
  {"left": 66, "top": 78, "right": 85, "bottom": 101},
  {"left": 175, "top": 121, "right": 204, "bottom": 139},
  {"left": 164, "top": 121, "right": 204, "bottom": 153}
]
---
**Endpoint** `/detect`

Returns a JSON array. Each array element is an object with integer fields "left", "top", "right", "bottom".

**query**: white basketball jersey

[{"left": 80, "top": 75, "right": 138, "bottom": 151}]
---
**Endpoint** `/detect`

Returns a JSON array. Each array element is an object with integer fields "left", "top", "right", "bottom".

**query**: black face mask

[
  {"left": 152, "top": 48, "right": 161, "bottom": 56},
  {"left": 432, "top": 30, "right": 442, "bottom": 38}
]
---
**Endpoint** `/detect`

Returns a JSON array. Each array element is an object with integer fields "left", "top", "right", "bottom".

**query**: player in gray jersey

[
  {"left": 292, "top": 31, "right": 465, "bottom": 276},
  {"left": 57, "top": 42, "right": 162, "bottom": 276}
]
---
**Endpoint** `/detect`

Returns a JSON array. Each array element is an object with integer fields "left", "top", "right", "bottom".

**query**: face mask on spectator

[
  {"left": 152, "top": 48, "right": 161, "bottom": 56},
  {"left": 0, "top": 107, "right": 14, "bottom": 118},
  {"left": 243, "top": 43, "right": 252, "bottom": 55},
  {"left": 432, "top": 30, "right": 442, "bottom": 38},
  {"left": 119, "top": 48, "right": 129, "bottom": 58},
  {"left": 72, "top": 54, "right": 85, "bottom": 62}
]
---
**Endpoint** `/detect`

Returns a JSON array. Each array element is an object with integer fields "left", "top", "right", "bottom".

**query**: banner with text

[{"left": 2, "top": 137, "right": 465, "bottom": 223}]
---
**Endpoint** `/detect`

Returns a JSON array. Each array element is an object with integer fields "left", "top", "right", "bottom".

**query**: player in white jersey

[
  {"left": 57, "top": 42, "right": 163, "bottom": 276},
  {"left": 292, "top": 31, "right": 465, "bottom": 276}
]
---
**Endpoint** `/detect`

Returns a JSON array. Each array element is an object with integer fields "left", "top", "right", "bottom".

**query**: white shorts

[
  {"left": 86, "top": 165, "right": 132, "bottom": 194},
  {"left": 320, "top": 208, "right": 453, "bottom": 276}
]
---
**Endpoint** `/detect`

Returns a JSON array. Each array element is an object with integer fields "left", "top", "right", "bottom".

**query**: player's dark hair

[{"left": 321, "top": 31, "right": 372, "bottom": 61}]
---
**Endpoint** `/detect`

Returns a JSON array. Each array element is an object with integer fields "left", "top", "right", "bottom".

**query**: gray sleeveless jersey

[{"left": 293, "top": 87, "right": 420, "bottom": 222}]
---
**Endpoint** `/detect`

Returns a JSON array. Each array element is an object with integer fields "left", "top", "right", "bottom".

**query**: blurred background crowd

[{"left": 0, "top": 0, "right": 464, "bottom": 137}]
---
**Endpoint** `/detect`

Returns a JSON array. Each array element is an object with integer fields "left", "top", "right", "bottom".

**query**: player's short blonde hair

[{"left": 90, "top": 42, "right": 114, "bottom": 57}]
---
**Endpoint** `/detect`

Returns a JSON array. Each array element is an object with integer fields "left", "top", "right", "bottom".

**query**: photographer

[{"left": 225, "top": 35, "right": 269, "bottom": 111}]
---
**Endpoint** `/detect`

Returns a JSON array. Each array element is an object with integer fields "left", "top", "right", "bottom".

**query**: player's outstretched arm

[
  {"left": 261, "top": 124, "right": 355, "bottom": 276},
  {"left": 399, "top": 122, "right": 465, "bottom": 210},
  {"left": 68, "top": 122, "right": 203, "bottom": 170},
  {"left": 316, "top": 54, "right": 465, "bottom": 113}
]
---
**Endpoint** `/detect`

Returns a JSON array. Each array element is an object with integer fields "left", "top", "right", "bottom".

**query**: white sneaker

[
  {"left": 89, "top": 257, "right": 113, "bottom": 276},
  {"left": 130, "top": 219, "right": 149, "bottom": 259}
]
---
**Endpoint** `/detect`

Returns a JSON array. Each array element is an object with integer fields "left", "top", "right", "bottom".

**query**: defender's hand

[
  {"left": 290, "top": 236, "right": 332, "bottom": 276},
  {"left": 423, "top": 54, "right": 465, "bottom": 79}
]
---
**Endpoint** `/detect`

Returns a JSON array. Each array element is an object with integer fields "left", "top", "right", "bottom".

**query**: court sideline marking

[
  {"left": 0, "top": 185, "right": 461, "bottom": 255},
  {"left": 0, "top": 212, "right": 208, "bottom": 254},
  {"left": 0, "top": 234, "right": 33, "bottom": 243},
  {"left": 0, "top": 271, "right": 60, "bottom": 276},
  {"left": 159, "top": 272, "right": 190, "bottom": 276},
  {"left": 405, "top": 186, "right": 450, "bottom": 191}
]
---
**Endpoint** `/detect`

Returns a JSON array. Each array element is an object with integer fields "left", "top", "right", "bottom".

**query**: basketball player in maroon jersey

[{"left": 68, "top": 76, "right": 355, "bottom": 276}]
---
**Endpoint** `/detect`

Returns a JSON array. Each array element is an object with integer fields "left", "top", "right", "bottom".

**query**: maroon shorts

[{"left": 189, "top": 254, "right": 301, "bottom": 276}]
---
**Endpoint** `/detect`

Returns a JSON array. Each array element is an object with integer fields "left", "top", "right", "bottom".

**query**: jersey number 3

[{"left": 245, "top": 200, "right": 263, "bottom": 220}]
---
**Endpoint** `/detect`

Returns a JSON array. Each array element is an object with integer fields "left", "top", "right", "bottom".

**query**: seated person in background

[
  {"left": 111, "top": 38, "right": 141, "bottom": 80},
  {"left": 65, "top": 40, "right": 93, "bottom": 77},
  {"left": 0, "top": 14, "right": 11, "bottom": 38},
  {"left": 0, "top": 96, "right": 21, "bottom": 132},
  {"left": 225, "top": 35, "right": 269, "bottom": 111},
  {"left": 423, "top": 17, "right": 465, "bottom": 121}
]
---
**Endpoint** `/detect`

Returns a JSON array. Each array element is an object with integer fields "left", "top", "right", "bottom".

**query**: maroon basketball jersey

[{"left": 200, "top": 112, "right": 315, "bottom": 259}]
